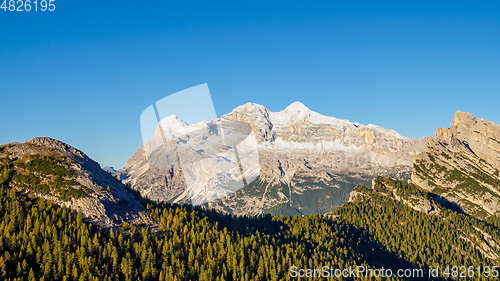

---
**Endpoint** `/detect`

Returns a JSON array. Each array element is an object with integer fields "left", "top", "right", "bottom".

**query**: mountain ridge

[
  {"left": 0, "top": 137, "right": 153, "bottom": 228},
  {"left": 116, "top": 101, "right": 425, "bottom": 216},
  {"left": 411, "top": 110, "right": 500, "bottom": 218}
]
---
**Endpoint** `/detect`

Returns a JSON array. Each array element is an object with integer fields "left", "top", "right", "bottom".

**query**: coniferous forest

[
  {"left": 1, "top": 175, "right": 500, "bottom": 280},
  {"left": 4, "top": 1, "right": 500, "bottom": 280},
  {"left": 1, "top": 143, "right": 500, "bottom": 280}
]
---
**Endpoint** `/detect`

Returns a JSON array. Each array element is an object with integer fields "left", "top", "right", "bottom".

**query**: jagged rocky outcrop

[
  {"left": 0, "top": 137, "right": 153, "bottom": 228},
  {"left": 117, "top": 102, "right": 424, "bottom": 216},
  {"left": 411, "top": 111, "right": 500, "bottom": 219}
]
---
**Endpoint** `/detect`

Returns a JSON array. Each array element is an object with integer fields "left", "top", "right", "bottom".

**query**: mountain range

[
  {"left": 2, "top": 102, "right": 500, "bottom": 280},
  {"left": 116, "top": 101, "right": 425, "bottom": 216},
  {"left": 2, "top": 102, "right": 499, "bottom": 224}
]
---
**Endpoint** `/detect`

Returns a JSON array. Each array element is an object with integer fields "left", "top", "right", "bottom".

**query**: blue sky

[{"left": 1, "top": 1, "right": 499, "bottom": 169}]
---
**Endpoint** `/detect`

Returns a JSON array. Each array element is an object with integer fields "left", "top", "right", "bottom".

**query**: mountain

[
  {"left": 102, "top": 166, "right": 117, "bottom": 174},
  {"left": 0, "top": 137, "right": 152, "bottom": 228},
  {"left": 333, "top": 176, "right": 500, "bottom": 267},
  {"left": 411, "top": 111, "right": 500, "bottom": 219},
  {"left": 4, "top": 163, "right": 499, "bottom": 281},
  {"left": 2, "top": 111, "right": 500, "bottom": 280},
  {"left": 5, "top": 172, "right": 486, "bottom": 281},
  {"left": 116, "top": 101, "right": 425, "bottom": 216}
]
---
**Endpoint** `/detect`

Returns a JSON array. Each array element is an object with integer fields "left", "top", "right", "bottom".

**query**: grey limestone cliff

[{"left": 411, "top": 111, "right": 500, "bottom": 218}]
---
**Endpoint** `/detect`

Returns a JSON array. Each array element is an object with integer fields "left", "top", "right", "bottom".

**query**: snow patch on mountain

[{"left": 117, "top": 101, "right": 424, "bottom": 215}]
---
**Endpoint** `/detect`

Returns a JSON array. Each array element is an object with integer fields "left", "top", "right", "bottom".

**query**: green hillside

[
  {"left": 0, "top": 150, "right": 90, "bottom": 202},
  {"left": 3, "top": 175, "right": 500, "bottom": 280}
]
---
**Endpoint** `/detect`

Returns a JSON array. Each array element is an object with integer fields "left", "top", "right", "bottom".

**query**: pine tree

[
  {"left": 0, "top": 256, "right": 5, "bottom": 278},
  {"left": 28, "top": 268, "right": 36, "bottom": 281}
]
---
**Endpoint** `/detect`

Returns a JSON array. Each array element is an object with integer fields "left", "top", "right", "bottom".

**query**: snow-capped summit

[
  {"left": 228, "top": 102, "right": 271, "bottom": 120},
  {"left": 117, "top": 101, "right": 425, "bottom": 216},
  {"left": 160, "top": 115, "right": 188, "bottom": 128},
  {"left": 154, "top": 115, "right": 188, "bottom": 137},
  {"left": 272, "top": 101, "right": 353, "bottom": 127},
  {"left": 284, "top": 101, "right": 310, "bottom": 112}
]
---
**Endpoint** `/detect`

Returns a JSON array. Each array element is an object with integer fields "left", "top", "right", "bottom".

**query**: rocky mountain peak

[
  {"left": 436, "top": 111, "right": 500, "bottom": 170},
  {"left": 160, "top": 115, "right": 189, "bottom": 127},
  {"left": 450, "top": 110, "right": 467, "bottom": 127},
  {"left": 2, "top": 137, "right": 152, "bottom": 228},
  {"left": 155, "top": 115, "right": 189, "bottom": 138},
  {"left": 235, "top": 102, "right": 269, "bottom": 112},
  {"left": 273, "top": 101, "right": 349, "bottom": 126},
  {"left": 28, "top": 137, "right": 87, "bottom": 161},
  {"left": 226, "top": 102, "right": 271, "bottom": 122},
  {"left": 411, "top": 111, "right": 500, "bottom": 218},
  {"left": 117, "top": 101, "right": 424, "bottom": 216}
]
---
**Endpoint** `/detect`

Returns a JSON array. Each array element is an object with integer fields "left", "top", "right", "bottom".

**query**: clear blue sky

[{"left": 1, "top": 1, "right": 499, "bottom": 169}]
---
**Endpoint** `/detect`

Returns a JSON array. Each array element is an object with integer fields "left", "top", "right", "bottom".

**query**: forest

[
  {"left": 1, "top": 176, "right": 500, "bottom": 280},
  {"left": 1, "top": 149, "right": 500, "bottom": 280}
]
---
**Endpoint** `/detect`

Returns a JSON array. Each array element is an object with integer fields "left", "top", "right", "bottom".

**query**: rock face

[
  {"left": 411, "top": 111, "right": 500, "bottom": 218},
  {"left": 222, "top": 102, "right": 423, "bottom": 182},
  {"left": 117, "top": 102, "right": 425, "bottom": 216},
  {"left": 0, "top": 137, "right": 152, "bottom": 228}
]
